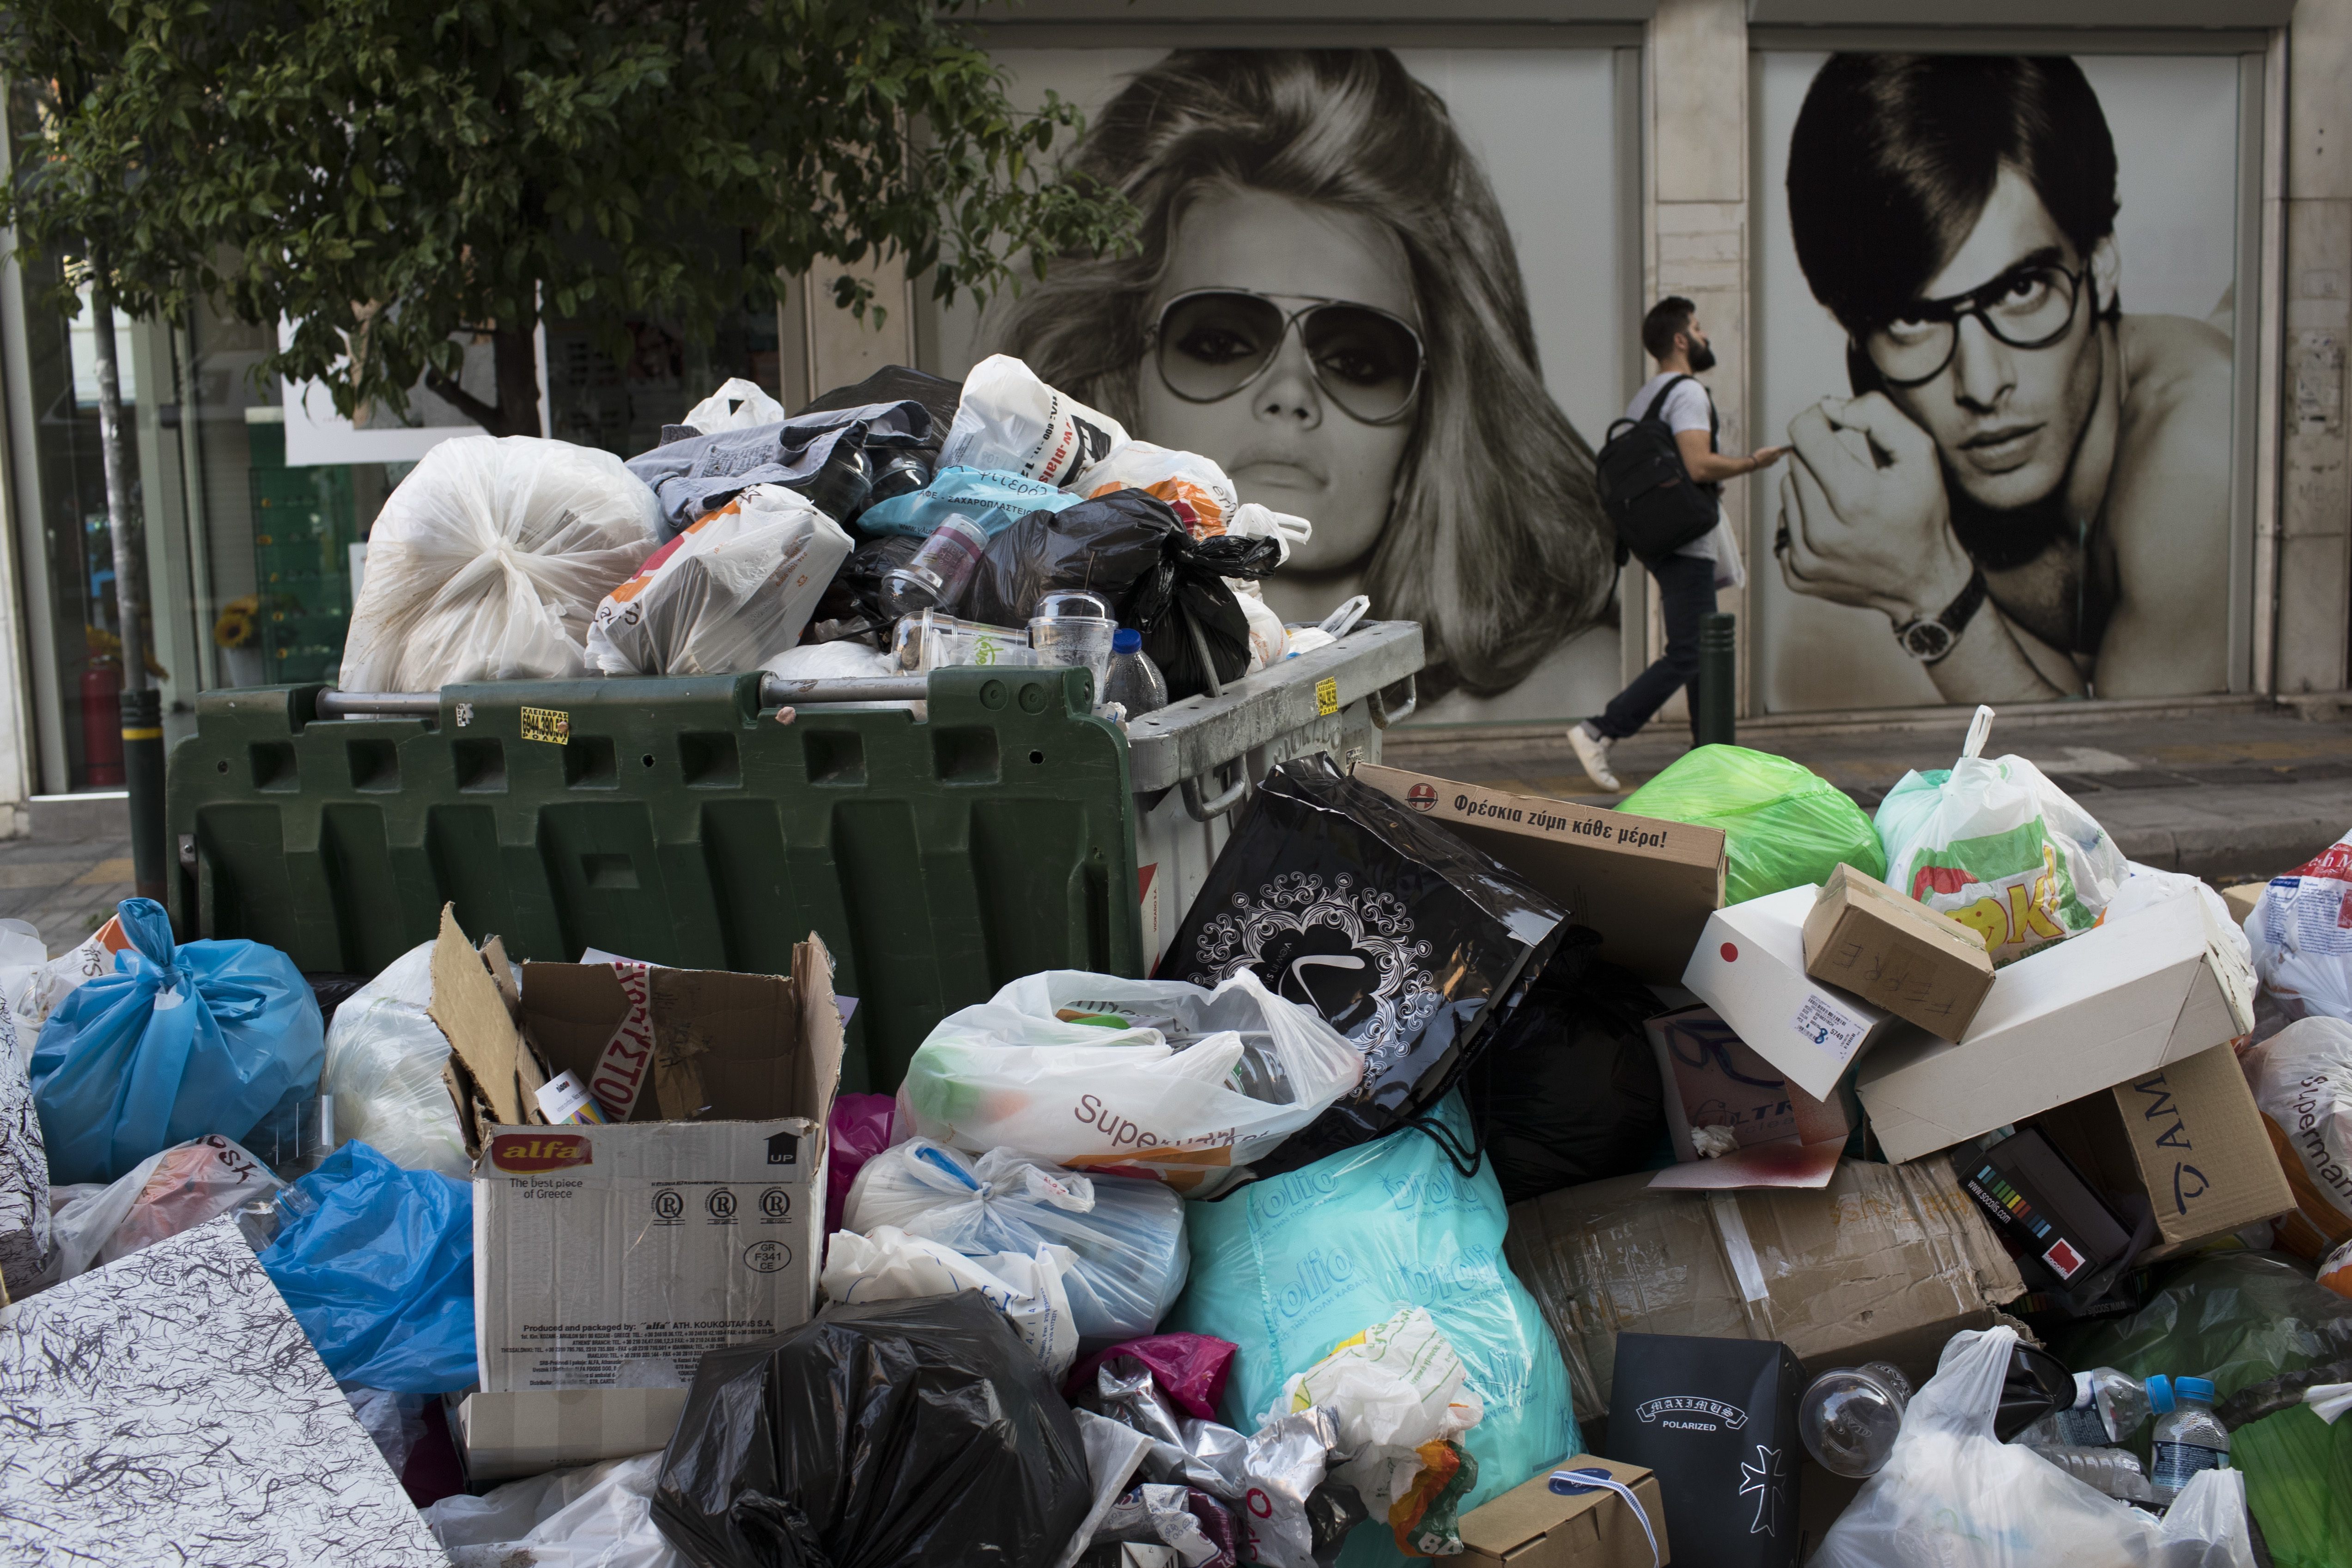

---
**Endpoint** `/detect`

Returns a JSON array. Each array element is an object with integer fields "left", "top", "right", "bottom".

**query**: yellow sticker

[
  {"left": 1314, "top": 676, "right": 1340, "bottom": 717},
  {"left": 520, "top": 706, "right": 571, "bottom": 745}
]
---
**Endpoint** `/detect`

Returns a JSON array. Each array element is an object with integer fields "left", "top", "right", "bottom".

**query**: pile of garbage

[
  {"left": 8, "top": 363, "right": 2352, "bottom": 1568},
  {"left": 337, "top": 361, "right": 1332, "bottom": 722}
]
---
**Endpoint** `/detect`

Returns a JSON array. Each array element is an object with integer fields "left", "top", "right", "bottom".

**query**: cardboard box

[
  {"left": 1458, "top": 1455, "right": 1670, "bottom": 1567},
  {"left": 1646, "top": 1004, "right": 1855, "bottom": 1159},
  {"left": 1854, "top": 893, "right": 2256, "bottom": 1163},
  {"left": 1503, "top": 1157, "right": 2025, "bottom": 1422},
  {"left": 455, "top": 1387, "right": 692, "bottom": 1482},
  {"left": 427, "top": 907, "right": 841, "bottom": 1428},
  {"left": 1356, "top": 765, "right": 1726, "bottom": 984},
  {"left": 1681, "top": 885, "right": 1905, "bottom": 1102},
  {"left": 1801, "top": 863, "right": 1995, "bottom": 1041},
  {"left": 2033, "top": 1042, "right": 2293, "bottom": 1260},
  {"left": 1607, "top": 1334, "right": 1800, "bottom": 1568}
]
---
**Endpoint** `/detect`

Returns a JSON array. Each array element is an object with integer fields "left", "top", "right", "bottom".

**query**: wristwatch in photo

[{"left": 1894, "top": 569, "right": 1987, "bottom": 664}]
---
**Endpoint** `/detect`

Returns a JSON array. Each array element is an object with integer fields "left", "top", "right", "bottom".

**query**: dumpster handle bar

[
  {"left": 1179, "top": 761, "right": 1248, "bottom": 822},
  {"left": 317, "top": 678, "right": 933, "bottom": 719},
  {"left": 1367, "top": 674, "right": 1418, "bottom": 729}
]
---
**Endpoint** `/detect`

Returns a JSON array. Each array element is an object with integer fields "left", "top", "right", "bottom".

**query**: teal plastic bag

[
  {"left": 261, "top": 1139, "right": 476, "bottom": 1394},
  {"left": 854, "top": 464, "right": 1084, "bottom": 538},
  {"left": 1166, "top": 1094, "right": 1578, "bottom": 1567},
  {"left": 31, "top": 898, "right": 324, "bottom": 1185},
  {"left": 1617, "top": 744, "right": 1883, "bottom": 906}
]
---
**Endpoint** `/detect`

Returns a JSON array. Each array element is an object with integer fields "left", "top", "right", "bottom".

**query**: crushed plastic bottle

[
  {"left": 2027, "top": 1443, "right": 2155, "bottom": 1503},
  {"left": 1799, "top": 1361, "right": 1914, "bottom": 1477},
  {"left": 2042, "top": 1367, "right": 2159, "bottom": 1446},
  {"left": 1102, "top": 628, "right": 1169, "bottom": 717},
  {"left": 2149, "top": 1375, "right": 2230, "bottom": 1506}
]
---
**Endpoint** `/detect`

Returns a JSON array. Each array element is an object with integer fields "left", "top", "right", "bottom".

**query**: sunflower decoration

[
  {"left": 85, "top": 623, "right": 169, "bottom": 679},
  {"left": 213, "top": 595, "right": 260, "bottom": 650}
]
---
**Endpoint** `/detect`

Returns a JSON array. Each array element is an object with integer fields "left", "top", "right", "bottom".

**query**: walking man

[{"left": 1570, "top": 297, "right": 1786, "bottom": 791}]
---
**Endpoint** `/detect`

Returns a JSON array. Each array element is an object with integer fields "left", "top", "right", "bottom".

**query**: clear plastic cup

[
  {"left": 880, "top": 513, "right": 990, "bottom": 619},
  {"left": 1799, "top": 1361, "right": 1915, "bottom": 1477},
  {"left": 892, "top": 609, "right": 1038, "bottom": 674},
  {"left": 1029, "top": 590, "right": 1118, "bottom": 705}
]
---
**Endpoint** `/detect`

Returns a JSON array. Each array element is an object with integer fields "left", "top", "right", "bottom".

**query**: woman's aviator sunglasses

[{"left": 1149, "top": 289, "right": 1425, "bottom": 425}]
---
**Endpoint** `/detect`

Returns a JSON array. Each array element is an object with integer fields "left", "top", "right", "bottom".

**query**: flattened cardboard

[
  {"left": 1356, "top": 765, "right": 1726, "bottom": 984},
  {"left": 431, "top": 906, "right": 541, "bottom": 1158},
  {"left": 1458, "top": 1455, "right": 1670, "bottom": 1567},
  {"left": 1801, "top": 863, "right": 1995, "bottom": 1041},
  {"left": 456, "top": 1387, "right": 691, "bottom": 1482},
  {"left": 1682, "top": 886, "right": 1904, "bottom": 1102},
  {"left": 1855, "top": 893, "right": 2257, "bottom": 1163},
  {"left": 1503, "top": 1158, "right": 2025, "bottom": 1422},
  {"left": 2033, "top": 1043, "right": 2293, "bottom": 1259}
]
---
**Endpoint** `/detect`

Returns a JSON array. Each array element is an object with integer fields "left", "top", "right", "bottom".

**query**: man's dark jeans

[{"left": 1591, "top": 551, "right": 1716, "bottom": 743}]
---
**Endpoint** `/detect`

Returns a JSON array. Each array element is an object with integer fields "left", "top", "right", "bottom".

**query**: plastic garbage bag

[
  {"left": 898, "top": 968, "right": 1364, "bottom": 1198},
  {"left": 340, "top": 436, "right": 660, "bottom": 691},
  {"left": 857, "top": 464, "right": 1087, "bottom": 539},
  {"left": 259, "top": 1139, "right": 476, "bottom": 1394},
  {"left": 585, "top": 485, "right": 853, "bottom": 676},
  {"left": 343, "top": 1383, "right": 432, "bottom": 1481},
  {"left": 0, "top": 917, "right": 82, "bottom": 1067},
  {"left": 1871, "top": 706, "right": 2127, "bottom": 966},
  {"left": 826, "top": 1091, "right": 899, "bottom": 1236},
  {"left": 425, "top": 1450, "right": 685, "bottom": 1568},
  {"left": 1240, "top": 1406, "right": 1347, "bottom": 1568},
  {"left": 43, "top": 1132, "right": 284, "bottom": 1285},
  {"left": 1059, "top": 1410, "right": 1160, "bottom": 1568},
  {"left": 941, "top": 354, "right": 1128, "bottom": 487},
  {"left": 1166, "top": 753, "right": 1569, "bottom": 1176},
  {"left": 318, "top": 938, "right": 471, "bottom": 1179},
  {"left": 1085, "top": 1484, "right": 1237, "bottom": 1568},
  {"left": 2106, "top": 861, "right": 2252, "bottom": 965},
  {"left": 1127, "top": 527, "right": 1284, "bottom": 701},
  {"left": 1080, "top": 1353, "right": 1252, "bottom": 1501},
  {"left": 819, "top": 1224, "right": 1080, "bottom": 1378},
  {"left": 960, "top": 488, "right": 1183, "bottom": 631},
  {"left": 1619, "top": 745, "right": 1884, "bottom": 909},
  {"left": 2249, "top": 835, "right": 2352, "bottom": 1024},
  {"left": 681, "top": 377, "right": 787, "bottom": 435},
  {"left": 625, "top": 399, "right": 933, "bottom": 537},
  {"left": 848, "top": 1138, "right": 1190, "bottom": 1347},
  {"left": 2239, "top": 1017, "right": 2352, "bottom": 1259},
  {"left": 1079, "top": 443, "right": 1242, "bottom": 538},
  {"left": 0, "top": 1003, "right": 45, "bottom": 1295},
  {"left": 31, "top": 899, "right": 324, "bottom": 1185},
  {"left": 1167, "top": 1093, "right": 1579, "bottom": 1568},
  {"left": 652, "top": 1291, "right": 1094, "bottom": 1568},
  {"left": 1068, "top": 1333, "right": 1240, "bottom": 1421},
  {"left": 1813, "top": 1325, "right": 2255, "bottom": 1568}
]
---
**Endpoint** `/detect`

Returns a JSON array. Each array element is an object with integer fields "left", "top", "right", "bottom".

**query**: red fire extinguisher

[{"left": 82, "top": 660, "right": 124, "bottom": 786}]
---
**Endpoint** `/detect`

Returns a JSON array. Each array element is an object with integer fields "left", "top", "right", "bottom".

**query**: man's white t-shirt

[{"left": 1625, "top": 372, "right": 1744, "bottom": 588}]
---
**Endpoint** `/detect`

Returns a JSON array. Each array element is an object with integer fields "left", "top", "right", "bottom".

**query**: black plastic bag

[
  {"left": 626, "top": 399, "right": 933, "bottom": 537},
  {"left": 1128, "top": 530, "right": 1282, "bottom": 701},
  {"left": 652, "top": 1291, "right": 1091, "bottom": 1568},
  {"left": 805, "top": 534, "right": 924, "bottom": 643},
  {"left": 796, "top": 365, "right": 964, "bottom": 451},
  {"left": 1166, "top": 753, "right": 1569, "bottom": 1176},
  {"left": 1466, "top": 935, "right": 1668, "bottom": 1206},
  {"left": 961, "top": 490, "right": 1182, "bottom": 630}
]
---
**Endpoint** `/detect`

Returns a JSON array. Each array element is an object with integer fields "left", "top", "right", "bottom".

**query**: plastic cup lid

[{"left": 1113, "top": 628, "right": 1142, "bottom": 653}]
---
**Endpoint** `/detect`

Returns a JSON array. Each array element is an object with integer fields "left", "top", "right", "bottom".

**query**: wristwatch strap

[{"left": 1938, "top": 568, "right": 1989, "bottom": 638}]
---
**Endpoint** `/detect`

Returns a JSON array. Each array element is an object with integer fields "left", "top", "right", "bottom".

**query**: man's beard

[
  {"left": 1943, "top": 469, "right": 2077, "bottom": 571},
  {"left": 1687, "top": 339, "right": 1717, "bottom": 373}
]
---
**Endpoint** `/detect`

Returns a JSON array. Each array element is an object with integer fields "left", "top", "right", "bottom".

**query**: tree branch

[{"left": 422, "top": 365, "right": 503, "bottom": 433}]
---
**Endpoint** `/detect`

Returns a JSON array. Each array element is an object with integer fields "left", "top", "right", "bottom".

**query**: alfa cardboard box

[
  {"left": 426, "top": 908, "right": 841, "bottom": 1473},
  {"left": 1356, "top": 765, "right": 1726, "bottom": 984},
  {"left": 1458, "top": 1455, "right": 1670, "bottom": 1568},
  {"left": 1503, "top": 1156, "right": 2025, "bottom": 1422},
  {"left": 2033, "top": 1042, "right": 2293, "bottom": 1261},
  {"left": 1801, "top": 863, "right": 1995, "bottom": 1041},
  {"left": 1854, "top": 893, "right": 2255, "bottom": 1162},
  {"left": 1681, "top": 885, "right": 1905, "bottom": 1102}
]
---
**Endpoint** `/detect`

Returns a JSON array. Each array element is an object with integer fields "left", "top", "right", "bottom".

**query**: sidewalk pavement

[
  {"left": 1382, "top": 696, "right": 2352, "bottom": 883},
  {"left": 0, "top": 835, "right": 134, "bottom": 946}
]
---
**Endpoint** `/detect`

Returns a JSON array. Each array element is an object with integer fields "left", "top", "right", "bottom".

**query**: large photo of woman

[{"left": 938, "top": 47, "right": 1629, "bottom": 721}]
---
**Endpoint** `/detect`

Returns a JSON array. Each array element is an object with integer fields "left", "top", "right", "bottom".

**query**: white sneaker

[{"left": 1568, "top": 724, "right": 1621, "bottom": 792}]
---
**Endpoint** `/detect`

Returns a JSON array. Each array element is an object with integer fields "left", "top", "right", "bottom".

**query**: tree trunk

[
  {"left": 424, "top": 315, "right": 543, "bottom": 439},
  {"left": 87, "top": 252, "right": 146, "bottom": 694}
]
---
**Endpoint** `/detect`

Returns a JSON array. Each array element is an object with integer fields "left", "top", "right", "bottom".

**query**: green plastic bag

[
  {"left": 1617, "top": 744, "right": 1883, "bottom": 906},
  {"left": 2055, "top": 1252, "right": 2352, "bottom": 1568}
]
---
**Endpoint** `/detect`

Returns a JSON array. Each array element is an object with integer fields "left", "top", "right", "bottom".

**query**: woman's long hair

[{"left": 993, "top": 49, "right": 1613, "bottom": 699}]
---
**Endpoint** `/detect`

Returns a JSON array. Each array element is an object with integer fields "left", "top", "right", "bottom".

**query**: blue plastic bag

[
  {"left": 1166, "top": 1093, "right": 1579, "bottom": 1567},
  {"left": 260, "top": 1139, "right": 477, "bottom": 1394},
  {"left": 31, "top": 899, "right": 324, "bottom": 1185},
  {"left": 854, "top": 464, "right": 1084, "bottom": 538}
]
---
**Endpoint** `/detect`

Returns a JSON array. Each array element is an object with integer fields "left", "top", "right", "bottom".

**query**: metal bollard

[{"left": 1696, "top": 612, "right": 1737, "bottom": 748}]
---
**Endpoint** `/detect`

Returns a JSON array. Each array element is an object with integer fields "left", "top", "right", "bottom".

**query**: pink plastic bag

[
  {"left": 826, "top": 1093, "right": 899, "bottom": 1236},
  {"left": 1064, "top": 1332, "right": 1239, "bottom": 1421}
]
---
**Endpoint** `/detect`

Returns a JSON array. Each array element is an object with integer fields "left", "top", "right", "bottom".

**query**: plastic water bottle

[
  {"left": 2027, "top": 1444, "right": 2155, "bottom": 1503},
  {"left": 2149, "top": 1375, "right": 2230, "bottom": 1506},
  {"left": 1101, "top": 628, "right": 1168, "bottom": 717},
  {"left": 2018, "top": 1367, "right": 2160, "bottom": 1447},
  {"left": 1797, "top": 1362, "right": 1914, "bottom": 1477}
]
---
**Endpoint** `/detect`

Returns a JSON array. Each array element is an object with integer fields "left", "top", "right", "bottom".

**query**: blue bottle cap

[
  {"left": 2146, "top": 1374, "right": 2175, "bottom": 1414},
  {"left": 1113, "top": 627, "right": 1143, "bottom": 653},
  {"left": 2176, "top": 1376, "right": 2216, "bottom": 1403}
]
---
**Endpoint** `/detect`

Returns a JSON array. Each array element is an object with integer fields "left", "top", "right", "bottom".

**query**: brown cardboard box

[
  {"left": 2033, "top": 1042, "right": 2294, "bottom": 1260},
  {"left": 1801, "top": 863, "right": 1996, "bottom": 1041},
  {"left": 1504, "top": 1157, "right": 2025, "bottom": 1422},
  {"left": 1355, "top": 765, "right": 1726, "bottom": 984},
  {"left": 2222, "top": 881, "right": 2264, "bottom": 926},
  {"left": 1458, "top": 1456, "right": 1669, "bottom": 1567}
]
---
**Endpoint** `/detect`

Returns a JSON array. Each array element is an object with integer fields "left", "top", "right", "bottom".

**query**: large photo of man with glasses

[{"left": 1763, "top": 52, "right": 2239, "bottom": 708}]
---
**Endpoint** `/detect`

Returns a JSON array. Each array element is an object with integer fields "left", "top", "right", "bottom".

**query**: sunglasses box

[
  {"left": 1457, "top": 1454, "right": 1670, "bottom": 1568},
  {"left": 1603, "top": 1334, "right": 1803, "bottom": 1568},
  {"left": 1682, "top": 886, "right": 1906, "bottom": 1103},
  {"left": 1800, "top": 863, "right": 1995, "bottom": 1042}
]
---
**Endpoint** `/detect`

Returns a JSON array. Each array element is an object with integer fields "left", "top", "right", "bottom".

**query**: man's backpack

[{"left": 1596, "top": 375, "right": 1720, "bottom": 561}]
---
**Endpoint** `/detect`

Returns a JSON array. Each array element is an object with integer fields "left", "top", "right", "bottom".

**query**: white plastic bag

[
  {"left": 585, "top": 485, "right": 852, "bottom": 676},
  {"left": 1226, "top": 502, "right": 1313, "bottom": 565},
  {"left": 321, "top": 939, "right": 472, "bottom": 1179},
  {"left": 2239, "top": 1015, "right": 2352, "bottom": 1235},
  {"left": 2247, "top": 834, "right": 2352, "bottom": 1023},
  {"left": 941, "top": 355, "right": 1128, "bottom": 488},
  {"left": 1079, "top": 441, "right": 1240, "bottom": 535},
  {"left": 1267, "top": 1306, "right": 1483, "bottom": 1523},
  {"left": 1874, "top": 706, "right": 2128, "bottom": 965},
  {"left": 681, "top": 377, "right": 787, "bottom": 434},
  {"left": 820, "top": 1223, "right": 1080, "bottom": 1377},
  {"left": 2106, "top": 861, "right": 2252, "bottom": 966},
  {"left": 1813, "top": 1325, "right": 2255, "bottom": 1568},
  {"left": 340, "top": 436, "right": 660, "bottom": 692},
  {"left": 43, "top": 1134, "right": 285, "bottom": 1286},
  {"left": 1231, "top": 584, "right": 1287, "bottom": 673},
  {"left": 896, "top": 969, "right": 1364, "bottom": 1197},
  {"left": 847, "top": 1138, "right": 1189, "bottom": 1346},
  {"left": 423, "top": 1449, "right": 685, "bottom": 1568}
]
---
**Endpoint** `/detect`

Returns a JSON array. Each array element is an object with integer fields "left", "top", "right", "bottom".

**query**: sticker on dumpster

[
  {"left": 1789, "top": 994, "right": 1868, "bottom": 1068},
  {"left": 489, "top": 1133, "right": 593, "bottom": 1173},
  {"left": 1314, "top": 677, "right": 1340, "bottom": 717},
  {"left": 521, "top": 705, "right": 570, "bottom": 745}
]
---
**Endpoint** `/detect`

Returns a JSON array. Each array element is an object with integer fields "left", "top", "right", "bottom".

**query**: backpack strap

[{"left": 1640, "top": 373, "right": 1695, "bottom": 427}]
